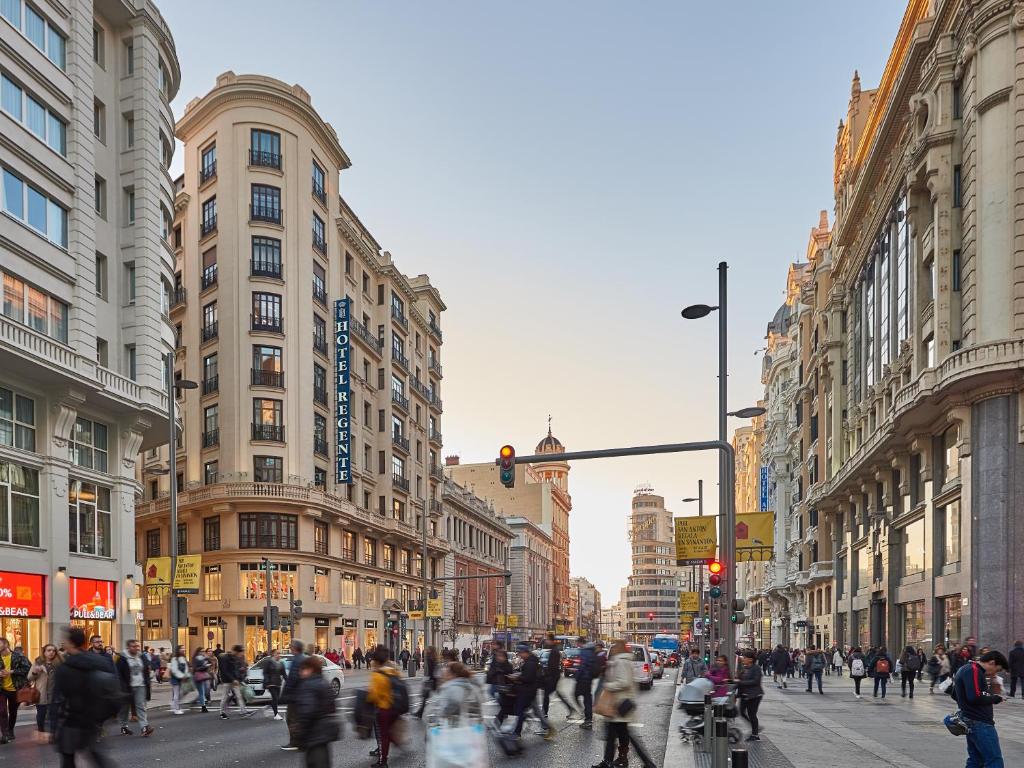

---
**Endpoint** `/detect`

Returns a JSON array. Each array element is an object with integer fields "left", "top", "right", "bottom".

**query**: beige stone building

[
  {"left": 568, "top": 576, "right": 601, "bottom": 639},
  {"left": 505, "top": 516, "right": 554, "bottom": 641},
  {"left": 733, "top": 418, "right": 770, "bottom": 647},
  {"left": 0, "top": 0, "right": 179, "bottom": 650},
  {"left": 445, "top": 426, "right": 572, "bottom": 628},
  {"left": 623, "top": 488, "right": 684, "bottom": 642},
  {"left": 135, "top": 72, "right": 448, "bottom": 657}
]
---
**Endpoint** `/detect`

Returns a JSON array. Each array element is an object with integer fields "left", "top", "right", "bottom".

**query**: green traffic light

[{"left": 709, "top": 586, "right": 722, "bottom": 599}]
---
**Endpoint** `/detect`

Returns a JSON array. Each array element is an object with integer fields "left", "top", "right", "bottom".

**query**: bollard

[
  {"left": 731, "top": 748, "right": 750, "bottom": 768},
  {"left": 702, "top": 694, "right": 713, "bottom": 753},
  {"left": 712, "top": 717, "right": 729, "bottom": 768}
]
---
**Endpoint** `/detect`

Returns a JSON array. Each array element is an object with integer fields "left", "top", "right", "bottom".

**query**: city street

[
  {"left": 0, "top": 673, "right": 676, "bottom": 768},
  {"left": 669, "top": 671, "right": 1024, "bottom": 768}
]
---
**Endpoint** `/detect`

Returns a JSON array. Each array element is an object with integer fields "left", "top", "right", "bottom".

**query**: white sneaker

[
  {"left": 273, "top": 714, "right": 283, "bottom": 721},
  {"left": 855, "top": 694, "right": 861, "bottom": 699},
  {"left": 173, "top": 709, "right": 184, "bottom": 715}
]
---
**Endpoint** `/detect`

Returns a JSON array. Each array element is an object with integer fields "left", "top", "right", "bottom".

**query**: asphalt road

[{"left": 1, "top": 673, "right": 676, "bottom": 767}]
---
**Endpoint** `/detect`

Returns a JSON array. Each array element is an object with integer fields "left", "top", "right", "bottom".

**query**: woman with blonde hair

[{"left": 592, "top": 641, "right": 655, "bottom": 768}]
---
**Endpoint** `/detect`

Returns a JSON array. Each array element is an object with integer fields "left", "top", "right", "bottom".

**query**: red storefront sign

[
  {"left": 69, "top": 577, "right": 116, "bottom": 620},
  {"left": 0, "top": 571, "right": 45, "bottom": 618}
]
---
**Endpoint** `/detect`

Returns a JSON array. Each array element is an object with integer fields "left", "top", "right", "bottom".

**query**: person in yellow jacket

[{"left": 366, "top": 646, "right": 402, "bottom": 767}]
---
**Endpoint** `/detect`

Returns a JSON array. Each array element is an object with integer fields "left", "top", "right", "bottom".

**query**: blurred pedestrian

[
  {"left": 736, "top": 650, "right": 763, "bottom": 741},
  {"left": 292, "top": 656, "right": 339, "bottom": 768},
  {"left": 115, "top": 640, "right": 152, "bottom": 736},
  {"left": 591, "top": 640, "right": 654, "bottom": 768},
  {"left": 168, "top": 645, "right": 190, "bottom": 715},
  {"left": 191, "top": 647, "right": 212, "bottom": 712},
  {"left": 1008, "top": 640, "right": 1024, "bottom": 698},
  {"left": 262, "top": 648, "right": 285, "bottom": 721},
  {"left": 54, "top": 627, "right": 120, "bottom": 768},
  {"left": 0, "top": 636, "right": 30, "bottom": 743},
  {"left": 367, "top": 645, "right": 403, "bottom": 767}
]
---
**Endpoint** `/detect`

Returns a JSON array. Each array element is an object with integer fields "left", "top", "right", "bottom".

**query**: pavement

[
  {"left": 1, "top": 670, "right": 677, "bottom": 767},
  {"left": 666, "top": 669, "right": 1024, "bottom": 767}
]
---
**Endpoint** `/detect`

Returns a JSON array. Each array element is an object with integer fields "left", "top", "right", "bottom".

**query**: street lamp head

[
  {"left": 681, "top": 497, "right": 699, "bottom": 503},
  {"left": 728, "top": 406, "right": 767, "bottom": 419},
  {"left": 174, "top": 379, "right": 199, "bottom": 390},
  {"left": 680, "top": 304, "right": 719, "bottom": 320}
]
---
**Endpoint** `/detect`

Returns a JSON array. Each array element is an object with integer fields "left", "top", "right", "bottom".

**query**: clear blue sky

[{"left": 164, "top": 0, "right": 906, "bottom": 605}]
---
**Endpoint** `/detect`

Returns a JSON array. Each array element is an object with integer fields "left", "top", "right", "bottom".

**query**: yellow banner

[
  {"left": 736, "top": 512, "right": 774, "bottom": 562},
  {"left": 144, "top": 557, "right": 171, "bottom": 588},
  {"left": 172, "top": 555, "right": 202, "bottom": 593},
  {"left": 554, "top": 624, "right": 566, "bottom": 633},
  {"left": 495, "top": 614, "right": 506, "bottom": 629},
  {"left": 675, "top": 517, "right": 717, "bottom": 565},
  {"left": 426, "top": 598, "right": 443, "bottom": 618},
  {"left": 408, "top": 611, "right": 424, "bottom": 620},
  {"left": 507, "top": 615, "right": 519, "bottom": 628},
  {"left": 679, "top": 614, "right": 694, "bottom": 627},
  {"left": 679, "top": 592, "right": 700, "bottom": 612}
]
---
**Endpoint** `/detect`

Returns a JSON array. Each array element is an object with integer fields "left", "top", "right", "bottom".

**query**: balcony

[
  {"left": 171, "top": 288, "right": 186, "bottom": 309},
  {"left": 250, "top": 204, "right": 282, "bottom": 225},
  {"left": 201, "top": 266, "right": 218, "bottom": 290},
  {"left": 410, "top": 377, "right": 430, "bottom": 401},
  {"left": 809, "top": 561, "right": 833, "bottom": 582},
  {"left": 363, "top": 554, "right": 377, "bottom": 567},
  {"left": 804, "top": 524, "right": 818, "bottom": 545},
  {"left": 428, "top": 429, "right": 442, "bottom": 446},
  {"left": 201, "top": 322, "right": 218, "bottom": 343},
  {"left": 351, "top": 319, "right": 383, "bottom": 356},
  {"left": 430, "top": 499, "right": 443, "bottom": 515},
  {"left": 312, "top": 181, "right": 327, "bottom": 206},
  {"left": 251, "top": 314, "right": 283, "bottom": 333},
  {"left": 200, "top": 216, "right": 217, "bottom": 237},
  {"left": 249, "top": 149, "right": 281, "bottom": 170},
  {"left": 314, "top": 437, "right": 328, "bottom": 457},
  {"left": 428, "top": 358, "right": 443, "bottom": 378},
  {"left": 200, "top": 161, "right": 217, "bottom": 184},
  {"left": 429, "top": 393, "right": 443, "bottom": 412},
  {"left": 392, "top": 349, "right": 409, "bottom": 372},
  {"left": 341, "top": 547, "right": 355, "bottom": 562},
  {"left": 314, "top": 336, "right": 328, "bottom": 356},
  {"left": 392, "top": 473, "right": 410, "bottom": 493},
  {"left": 202, "top": 376, "right": 219, "bottom": 395},
  {"left": 313, "top": 232, "right": 327, "bottom": 256},
  {"left": 313, "top": 284, "right": 327, "bottom": 307},
  {"left": 391, "top": 305, "right": 408, "bottom": 330},
  {"left": 251, "top": 368, "right": 284, "bottom": 388},
  {"left": 430, "top": 464, "right": 443, "bottom": 481},
  {"left": 391, "top": 390, "right": 409, "bottom": 412},
  {"left": 202, "top": 429, "right": 219, "bottom": 448},
  {"left": 392, "top": 433, "right": 410, "bottom": 453},
  {"left": 427, "top": 321, "right": 442, "bottom": 342},
  {"left": 794, "top": 570, "right": 811, "bottom": 587},
  {"left": 252, "top": 423, "right": 285, "bottom": 442},
  {"left": 250, "top": 259, "right": 282, "bottom": 279},
  {"left": 314, "top": 387, "right": 328, "bottom": 407}
]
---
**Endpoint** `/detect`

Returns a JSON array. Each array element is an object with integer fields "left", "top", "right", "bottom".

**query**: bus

[{"left": 651, "top": 633, "right": 681, "bottom": 655}]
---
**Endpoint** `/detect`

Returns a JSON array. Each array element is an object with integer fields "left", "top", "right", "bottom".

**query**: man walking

[
  {"left": 804, "top": 646, "right": 825, "bottom": 695},
  {"left": 574, "top": 639, "right": 596, "bottom": 729},
  {"left": 1007, "top": 640, "right": 1024, "bottom": 698},
  {"left": 280, "top": 639, "right": 307, "bottom": 750},
  {"left": 115, "top": 639, "right": 152, "bottom": 736},
  {"left": 54, "top": 627, "right": 119, "bottom": 768},
  {"left": 950, "top": 649, "right": 1008, "bottom": 768},
  {"left": 510, "top": 643, "right": 552, "bottom": 740},
  {"left": 218, "top": 645, "right": 253, "bottom": 720},
  {"left": 682, "top": 648, "right": 708, "bottom": 683},
  {"left": 770, "top": 644, "right": 789, "bottom": 689}
]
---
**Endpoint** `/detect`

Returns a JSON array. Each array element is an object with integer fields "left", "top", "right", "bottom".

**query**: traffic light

[
  {"left": 708, "top": 560, "right": 724, "bottom": 600},
  {"left": 263, "top": 605, "right": 280, "bottom": 631},
  {"left": 730, "top": 598, "right": 747, "bottom": 625},
  {"left": 499, "top": 445, "right": 516, "bottom": 488},
  {"left": 647, "top": 612, "right": 655, "bottom": 622},
  {"left": 290, "top": 596, "right": 303, "bottom": 622}
]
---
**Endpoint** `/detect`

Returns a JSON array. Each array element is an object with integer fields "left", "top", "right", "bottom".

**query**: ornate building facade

[{"left": 624, "top": 488, "right": 684, "bottom": 641}]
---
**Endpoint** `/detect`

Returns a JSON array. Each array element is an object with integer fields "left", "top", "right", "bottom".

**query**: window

[
  {"left": 854, "top": 546, "right": 869, "bottom": 592},
  {"left": 0, "top": 387, "right": 35, "bottom": 451},
  {"left": 314, "top": 520, "right": 329, "bottom": 555},
  {"left": 314, "top": 467, "right": 326, "bottom": 488},
  {"left": 2, "top": 2, "right": 65, "bottom": 68},
  {"left": 313, "top": 261, "right": 326, "bottom": 305},
  {"left": 251, "top": 236, "right": 282, "bottom": 277},
  {"left": 252, "top": 345, "right": 283, "bottom": 387},
  {"left": 239, "top": 562, "right": 297, "bottom": 599},
  {"left": 125, "top": 187, "right": 135, "bottom": 224},
  {"left": 176, "top": 522, "right": 188, "bottom": 555},
  {"left": 952, "top": 249, "right": 961, "bottom": 292},
  {"left": 252, "top": 398, "right": 283, "bottom": 441},
  {"left": 250, "top": 129, "right": 281, "bottom": 168},
  {"left": 863, "top": 263, "right": 874, "bottom": 388},
  {"left": 345, "top": 251, "right": 353, "bottom": 276},
  {"left": 203, "top": 516, "right": 220, "bottom": 551},
  {"left": 901, "top": 600, "right": 926, "bottom": 649},
  {"left": 314, "top": 413, "right": 328, "bottom": 455},
  {"left": 2, "top": 168, "right": 68, "bottom": 247},
  {"left": 93, "top": 176, "right": 105, "bottom": 217},
  {"left": 313, "top": 363, "right": 327, "bottom": 405},
  {"left": 125, "top": 42, "right": 134, "bottom": 75},
  {"left": 312, "top": 212, "right": 326, "bottom": 254},
  {"left": 202, "top": 301, "right": 218, "bottom": 341},
  {"left": 878, "top": 231, "right": 890, "bottom": 369},
  {"left": 200, "top": 143, "right": 216, "bottom": 183},
  {"left": 312, "top": 160, "right": 326, "bottom": 203},
  {"left": 363, "top": 536, "right": 377, "bottom": 566},
  {"left": 1, "top": 73, "right": 66, "bottom": 154},
  {"left": 341, "top": 577, "right": 357, "bottom": 605},
  {"left": 93, "top": 99, "right": 104, "bottom": 141},
  {"left": 342, "top": 530, "right": 356, "bottom": 561},
  {"left": 392, "top": 454, "right": 406, "bottom": 480},
  {"left": 251, "top": 292, "right": 282, "bottom": 332},
  {"left": 127, "top": 346, "right": 136, "bottom": 380},
  {"left": 125, "top": 263, "right": 136, "bottom": 304},
  {"left": 953, "top": 165, "right": 962, "bottom": 208},
  {"left": 202, "top": 353, "right": 218, "bottom": 394},
  {"left": 0, "top": 460, "right": 40, "bottom": 546},
  {"left": 253, "top": 455, "right": 283, "bottom": 483},
  {"left": 313, "top": 567, "right": 329, "bottom": 601},
  {"left": 250, "top": 184, "right": 281, "bottom": 223},
  {"left": 70, "top": 418, "right": 108, "bottom": 472},
  {"left": 202, "top": 405, "right": 219, "bottom": 447},
  {"left": 902, "top": 518, "right": 925, "bottom": 576},
  {"left": 313, "top": 314, "right": 327, "bottom": 353},
  {"left": 400, "top": 549, "right": 410, "bottom": 574},
  {"left": 910, "top": 453, "right": 924, "bottom": 506},
  {"left": 204, "top": 461, "right": 218, "bottom": 486},
  {"left": 239, "top": 512, "right": 297, "bottom": 549},
  {"left": 146, "top": 528, "right": 160, "bottom": 557},
  {"left": 202, "top": 248, "right": 218, "bottom": 288},
  {"left": 124, "top": 114, "right": 134, "bottom": 148},
  {"left": 203, "top": 565, "right": 221, "bottom": 600},
  {"left": 391, "top": 292, "right": 405, "bottom": 321},
  {"left": 201, "top": 196, "right": 217, "bottom": 236},
  {"left": 940, "top": 500, "right": 960, "bottom": 567},
  {"left": 383, "top": 543, "right": 395, "bottom": 570}
]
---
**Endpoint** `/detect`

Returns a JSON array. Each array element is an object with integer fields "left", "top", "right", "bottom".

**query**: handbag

[
  {"left": 616, "top": 697, "right": 636, "bottom": 717},
  {"left": 180, "top": 676, "right": 196, "bottom": 696},
  {"left": 426, "top": 722, "right": 487, "bottom": 768},
  {"left": 943, "top": 711, "right": 971, "bottom": 736},
  {"left": 593, "top": 689, "right": 617, "bottom": 718},
  {"left": 16, "top": 685, "right": 40, "bottom": 705},
  {"left": 240, "top": 683, "right": 256, "bottom": 703}
]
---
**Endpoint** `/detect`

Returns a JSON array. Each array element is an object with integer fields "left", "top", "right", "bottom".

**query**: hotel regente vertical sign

[{"left": 335, "top": 298, "right": 353, "bottom": 484}]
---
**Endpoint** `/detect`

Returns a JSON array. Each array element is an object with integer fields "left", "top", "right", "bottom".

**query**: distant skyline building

[{"left": 624, "top": 487, "right": 684, "bottom": 641}]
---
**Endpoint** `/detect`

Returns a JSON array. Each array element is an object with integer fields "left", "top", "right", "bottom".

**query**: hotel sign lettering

[{"left": 335, "top": 298, "right": 353, "bottom": 484}]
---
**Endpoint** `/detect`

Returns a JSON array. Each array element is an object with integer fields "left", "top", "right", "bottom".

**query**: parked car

[
  {"left": 561, "top": 647, "right": 582, "bottom": 678},
  {"left": 244, "top": 653, "right": 345, "bottom": 698},
  {"left": 625, "top": 643, "right": 654, "bottom": 690},
  {"left": 651, "top": 651, "right": 665, "bottom": 679}
]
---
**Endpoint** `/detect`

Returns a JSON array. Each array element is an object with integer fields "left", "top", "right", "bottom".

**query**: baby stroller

[{"left": 677, "top": 678, "right": 743, "bottom": 744}]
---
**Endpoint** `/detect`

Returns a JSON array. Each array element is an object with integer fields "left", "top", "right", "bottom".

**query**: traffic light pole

[
  {"left": 717, "top": 262, "right": 733, "bottom": 669},
  {"left": 263, "top": 556, "right": 273, "bottom": 651}
]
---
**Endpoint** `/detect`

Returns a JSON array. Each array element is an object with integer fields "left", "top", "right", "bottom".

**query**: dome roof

[{"left": 535, "top": 418, "right": 564, "bottom": 454}]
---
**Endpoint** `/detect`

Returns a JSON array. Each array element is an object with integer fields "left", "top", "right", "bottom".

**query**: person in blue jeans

[
  {"left": 803, "top": 647, "right": 825, "bottom": 694},
  {"left": 950, "top": 649, "right": 1008, "bottom": 768},
  {"left": 868, "top": 647, "right": 894, "bottom": 698}
]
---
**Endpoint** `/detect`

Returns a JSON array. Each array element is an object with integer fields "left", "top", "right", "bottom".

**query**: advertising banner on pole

[
  {"left": 735, "top": 512, "right": 774, "bottom": 561},
  {"left": 144, "top": 557, "right": 171, "bottom": 588},
  {"left": 678, "top": 592, "right": 700, "bottom": 613},
  {"left": 172, "top": 555, "right": 202, "bottom": 593},
  {"left": 674, "top": 517, "right": 717, "bottom": 565}
]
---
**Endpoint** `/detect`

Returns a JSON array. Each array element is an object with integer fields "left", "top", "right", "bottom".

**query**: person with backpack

[
  {"left": 367, "top": 644, "right": 406, "bottom": 767},
  {"left": 949, "top": 650, "right": 1008, "bottom": 768},
  {"left": 293, "top": 656, "right": 340, "bottom": 768},
  {"left": 899, "top": 645, "right": 921, "bottom": 698},
  {"left": 804, "top": 646, "right": 826, "bottom": 695},
  {"left": 218, "top": 645, "right": 253, "bottom": 720},
  {"left": 574, "top": 639, "right": 596, "bottom": 729},
  {"left": 769, "top": 645, "right": 789, "bottom": 689},
  {"left": 869, "top": 646, "right": 894, "bottom": 699},
  {"left": 115, "top": 639, "right": 152, "bottom": 736},
  {"left": 848, "top": 647, "right": 867, "bottom": 698},
  {"left": 54, "top": 627, "right": 122, "bottom": 768}
]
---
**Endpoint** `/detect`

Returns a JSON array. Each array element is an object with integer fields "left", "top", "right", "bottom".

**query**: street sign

[
  {"left": 172, "top": 554, "right": 202, "bottom": 594},
  {"left": 426, "top": 598, "right": 443, "bottom": 617},
  {"left": 495, "top": 614, "right": 506, "bottom": 629},
  {"left": 675, "top": 517, "right": 717, "bottom": 566},
  {"left": 679, "top": 614, "right": 694, "bottom": 628},
  {"left": 694, "top": 618, "right": 704, "bottom": 632},
  {"left": 679, "top": 592, "right": 700, "bottom": 612},
  {"left": 258, "top": 562, "right": 278, "bottom": 570},
  {"left": 408, "top": 610, "right": 424, "bottom": 620}
]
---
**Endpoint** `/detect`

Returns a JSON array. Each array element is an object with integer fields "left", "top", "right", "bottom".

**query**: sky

[{"left": 163, "top": 0, "right": 907, "bottom": 605}]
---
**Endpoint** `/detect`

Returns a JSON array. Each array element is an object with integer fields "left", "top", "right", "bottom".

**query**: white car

[
  {"left": 244, "top": 654, "right": 345, "bottom": 698},
  {"left": 651, "top": 652, "right": 665, "bottom": 679},
  {"left": 626, "top": 643, "right": 654, "bottom": 690}
]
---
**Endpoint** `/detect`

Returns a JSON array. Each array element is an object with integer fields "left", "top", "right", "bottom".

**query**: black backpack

[
  {"left": 906, "top": 654, "right": 922, "bottom": 672},
  {"left": 389, "top": 675, "right": 410, "bottom": 716},
  {"left": 91, "top": 668, "right": 129, "bottom": 723}
]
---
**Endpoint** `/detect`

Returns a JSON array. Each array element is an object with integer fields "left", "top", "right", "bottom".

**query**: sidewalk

[{"left": 665, "top": 670, "right": 1024, "bottom": 767}]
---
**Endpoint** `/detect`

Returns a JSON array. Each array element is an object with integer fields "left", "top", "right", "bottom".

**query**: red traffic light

[
  {"left": 708, "top": 573, "right": 722, "bottom": 586},
  {"left": 647, "top": 612, "right": 654, "bottom": 621}
]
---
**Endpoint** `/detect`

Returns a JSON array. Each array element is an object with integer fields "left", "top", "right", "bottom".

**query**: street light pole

[
  {"left": 166, "top": 355, "right": 179, "bottom": 652},
  {"left": 718, "top": 261, "right": 734, "bottom": 665}
]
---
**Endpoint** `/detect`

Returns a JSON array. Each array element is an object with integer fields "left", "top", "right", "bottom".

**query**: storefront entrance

[{"left": 0, "top": 570, "right": 46, "bottom": 655}]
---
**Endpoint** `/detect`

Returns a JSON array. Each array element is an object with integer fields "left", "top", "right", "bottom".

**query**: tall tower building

[
  {"left": 0, "top": 0, "right": 179, "bottom": 649},
  {"left": 624, "top": 487, "right": 683, "bottom": 641}
]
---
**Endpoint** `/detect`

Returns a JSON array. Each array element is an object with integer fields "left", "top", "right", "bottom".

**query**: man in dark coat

[
  {"left": 280, "top": 639, "right": 307, "bottom": 750},
  {"left": 114, "top": 639, "right": 152, "bottom": 736},
  {"left": 1008, "top": 640, "right": 1024, "bottom": 698},
  {"left": 770, "top": 644, "right": 789, "bottom": 689},
  {"left": 54, "top": 627, "right": 119, "bottom": 768},
  {"left": 511, "top": 644, "right": 551, "bottom": 738}
]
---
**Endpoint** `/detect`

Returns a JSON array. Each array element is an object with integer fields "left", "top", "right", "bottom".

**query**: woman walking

[
  {"left": 591, "top": 640, "right": 655, "bottom": 768},
  {"left": 293, "top": 656, "right": 339, "bottom": 768},
  {"left": 263, "top": 648, "right": 285, "bottom": 720},
  {"left": 736, "top": 650, "right": 764, "bottom": 742},
  {"left": 168, "top": 645, "right": 191, "bottom": 715},
  {"left": 898, "top": 645, "right": 919, "bottom": 698},
  {"left": 192, "top": 648, "right": 212, "bottom": 712},
  {"left": 706, "top": 655, "right": 730, "bottom": 698},
  {"left": 367, "top": 645, "right": 401, "bottom": 767},
  {"left": 928, "top": 646, "right": 950, "bottom": 693},
  {"left": 848, "top": 647, "right": 867, "bottom": 699},
  {"left": 414, "top": 647, "right": 439, "bottom": 718},
  {"left": 869, "top": 646, "right": 894, "bottom": 699},
  {"left": 28, "top": 644, "right": 61, "bottom": 740}
]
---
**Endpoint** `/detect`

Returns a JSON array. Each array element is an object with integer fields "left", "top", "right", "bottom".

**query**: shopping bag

[
  {"left": 936, "top": 677, "right": 954, "bottom": 695},
  {"left": 427, "top": 722, "right": 488, "bottom": 768},
  {"left": 594, "top": 689, "right": 617, "bottom": 718},
  {"left": 240, "top": 684, "right": 256, "bottom": 704},
  {"left": 180, "top": 676, "right": 196, "bottom": 697}
]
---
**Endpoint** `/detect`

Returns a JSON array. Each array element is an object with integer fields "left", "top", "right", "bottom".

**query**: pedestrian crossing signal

[{"left": 499, "top": 445, "right": 515, "bottom": 488}]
